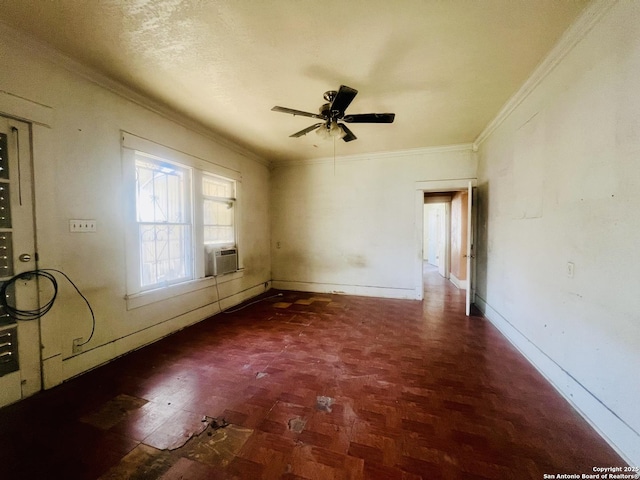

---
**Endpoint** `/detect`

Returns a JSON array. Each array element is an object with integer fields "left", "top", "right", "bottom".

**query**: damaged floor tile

[
  {"left": 181, "top": 423, "right": 253, "bottom": 468},
  {"left": 309, "top": 297, "right": 332, "bottom": 303},
  {"left": 143, "top": 412, "right": 211, "bottom": 451},
  {"left": 157, "top": 457, "right": 224, "bottom": 480},
  {"left": 288, "top": 416, "right": 307, "bottom": 434},
  {"left": 316, "top": 396, "right": 334, "bottom": 413},
  {"left": 273, "top": 302, "right": 292, "bottom": 309},
  {"left": 98, "top": 444, "right": 173, "bottom": 480},
  {"left": 294, "top": 299, "right": 314, "bottom": 305},
  {"left": 80, "top": 394, "right": 148, "bottom": 430},
  {"left": 98, "top": 418, "right": 252, "bottom": 479}
]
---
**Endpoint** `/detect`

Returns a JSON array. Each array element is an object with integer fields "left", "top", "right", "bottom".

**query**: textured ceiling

[{"left": 1, "top": 0, "right": 590, "bottom": 163}]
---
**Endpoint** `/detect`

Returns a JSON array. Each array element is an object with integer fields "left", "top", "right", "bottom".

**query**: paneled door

[{"left": 0, "top": 116, "right": 40, "bottom": 407}]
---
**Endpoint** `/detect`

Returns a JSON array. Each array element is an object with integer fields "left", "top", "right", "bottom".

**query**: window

[
  {"left": 203, "top": 174, "right": 235, "bottom": 247},
  {"left": 135, "top": 154, "right": 192, "bottom": 289},
  {"left": 123, "top": 132, "right": 241, "bottom": 300}
]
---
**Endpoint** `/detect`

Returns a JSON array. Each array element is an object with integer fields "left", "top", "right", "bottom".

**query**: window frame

[
  {"left": 122, "top": 132, "right": 243, "bottom": 309},
  {"left": 135, "top": 152, "right": 194, "bottom": 290}
]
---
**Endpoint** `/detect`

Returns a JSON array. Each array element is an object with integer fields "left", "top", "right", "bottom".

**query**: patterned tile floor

[{"left": 0, "top": 265, "right": 626, "bottom": 479}]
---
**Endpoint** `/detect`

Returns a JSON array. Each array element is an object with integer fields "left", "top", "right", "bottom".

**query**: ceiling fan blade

[
  {"left": 272, "top": 106, "right": 324, "bottom": 119},
  {"left": 331, "top": 85, "right": 358, "bottom": 114},
  {"left": 343, "top": 113, "right": 395, "bottom": 123},
  {"left": 339, "top": 123, "right": 357, "bottom": 142},
  {"left": 290, "top": 123, "right": 324, "bottom": 137}
]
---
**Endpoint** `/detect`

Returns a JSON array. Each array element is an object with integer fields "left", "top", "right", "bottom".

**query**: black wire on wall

[{"left": 0, "top": 269, "right": 95, "bottom": 346}]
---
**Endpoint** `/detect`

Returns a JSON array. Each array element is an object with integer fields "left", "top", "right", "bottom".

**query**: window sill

[{"left": 125, "top": 269, "right": 244, "bottom": 310}]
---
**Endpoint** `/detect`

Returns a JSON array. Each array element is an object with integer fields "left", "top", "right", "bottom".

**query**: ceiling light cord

[{"left": 333, "top": 136, "right": 336, "bottom": 175}]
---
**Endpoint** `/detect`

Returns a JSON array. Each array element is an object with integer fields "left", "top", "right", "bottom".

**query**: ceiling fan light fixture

[
  {"left": 316, "top": 124, "right": 329, "bottom": 139},
  {"left": 329, "top": 121, "right": 345, "bottom": 138},
  {"left": 315, "top": 121, "right": 344, "bottom": 140}
]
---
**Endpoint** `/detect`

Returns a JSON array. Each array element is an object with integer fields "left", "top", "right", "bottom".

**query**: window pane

[
  {"left": 203, "top": 175, "right": 234, "bottom": 198},
  {"left": 135, "top": 154, "right": 193, "bottom": 289},
  {"left": 202, "top": 174, "right": 235, "bottom": 246},
  {"left": 136, "top": 158, "right": 189, "bottom": 223},
  {"left": 139, "top": 224, "right": 192, "bottom": 287},
  {"left": 204, "top": 225, "right": 234, "bottom": 244},
  {"left": 203, "top": 198, "right": 234, "bottom": 245}
]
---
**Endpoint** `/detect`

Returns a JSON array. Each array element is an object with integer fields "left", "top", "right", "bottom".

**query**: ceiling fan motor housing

[
  {"left": 323, "top": 90, "right": 337, "bottom": 103},
  {"left": 319, "top": 103, "right": 332, "bottom": 118}
]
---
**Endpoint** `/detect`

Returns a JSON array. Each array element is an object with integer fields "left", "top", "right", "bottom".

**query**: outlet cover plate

[
  {"left": 567, "top": 262, "right": 575, "bottom": 278},
  {"left": 72, "top": 338, "right": 83, "bottom": 354}
]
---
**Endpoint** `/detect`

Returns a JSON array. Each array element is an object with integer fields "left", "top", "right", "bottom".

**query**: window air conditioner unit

[{"left": 213, "top": 247, "right": 238, "bottom": 276}]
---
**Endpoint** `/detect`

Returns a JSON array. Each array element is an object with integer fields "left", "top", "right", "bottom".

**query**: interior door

[
  {"left": 0, "top": 116, "right": 40, "bottom": 407},
  {"left": 437, "top": 206, "right": 447, "bottom": 278},
  {"left": 465, "top": 181, "right": 476, "bottom": 316}
]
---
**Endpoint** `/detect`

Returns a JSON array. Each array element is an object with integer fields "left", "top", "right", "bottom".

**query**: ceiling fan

[{"left": 271, "top": 85, "right": 395, "bottom": 142}]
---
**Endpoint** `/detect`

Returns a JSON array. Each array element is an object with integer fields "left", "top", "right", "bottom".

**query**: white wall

[
  {"left": 271, "top": 147, "right": 476, "bottom": 299},
  {"left": 475, "top": 0, "right": 640, "bottom": 464},
  {"left": 0, "top": 25, "right": 271, "bottom": 389}
]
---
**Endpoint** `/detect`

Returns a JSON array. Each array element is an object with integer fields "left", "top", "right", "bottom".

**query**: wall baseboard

[
  {"left": 272, "top": 280, "right": 419, "bottom": 300},
  {"left": 475, "top": 295, "right": 640, "bottom": 466},
  {"left": 449, "top": 273, "right": 468, "bottom": 290}
]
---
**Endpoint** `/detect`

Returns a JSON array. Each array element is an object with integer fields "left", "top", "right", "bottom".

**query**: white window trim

[
  {"left": 122, "top": 132, "right": 244, "bottom": 310},
  {"left": 122, "top": 132, "right": 241, "bottom": 181}
]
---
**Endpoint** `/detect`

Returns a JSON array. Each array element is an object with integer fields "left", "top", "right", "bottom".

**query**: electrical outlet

[
  {"left": 567, "top": 262, "right": 575, "bottom": 278},
  {"left": 72, "top": 338, "right": 83, "bottom": 354},
  {"left": 69, "top": 219, "right": 96, "bottom": 232}
]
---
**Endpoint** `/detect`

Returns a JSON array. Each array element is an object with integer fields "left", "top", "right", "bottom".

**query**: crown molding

[
  {"left": 272, "top": 143, "right": 475, "bottom": 168},
  {"left": 0, "top": 21, "right": 271, "bottom": 168},
  {"left": 473, "top": 0, "right": 618, "bottom": 150}
]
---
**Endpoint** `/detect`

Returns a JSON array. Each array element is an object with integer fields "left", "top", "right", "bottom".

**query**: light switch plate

[{"left": 69, "top": 219, "right": 96, "bottom": 232}]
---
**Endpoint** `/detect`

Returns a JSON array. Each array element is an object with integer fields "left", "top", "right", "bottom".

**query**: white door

[
  {"left": 442, "top": 202, "right": 451, "bottom": 280},
  {"left": 0, "top": 116, "right": 40, "bottom": 407},
  {"left": 426, "top": 205, "right": 439, "bottom": 266},
  {"left": 465, "top": 181, "right": 476, "bottom": 316}
]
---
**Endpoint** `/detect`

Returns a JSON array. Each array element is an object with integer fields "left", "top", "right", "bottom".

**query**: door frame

[
  {"left": 0, "top": 92, "right": 55, "bottom": 398},
  {"left": 414, "top": 179, "right": 477, "bottom": 309},
  {"left": 423, "top": 198, "right": 452, "bottom": 278},
  {"left": 0, "top": 115, "right": 40, "bottom": 406}
]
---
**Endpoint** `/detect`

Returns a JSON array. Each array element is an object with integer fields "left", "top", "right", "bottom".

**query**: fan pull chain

[{"left": 333, "top": 136, "right": 336, "bottom": 176}]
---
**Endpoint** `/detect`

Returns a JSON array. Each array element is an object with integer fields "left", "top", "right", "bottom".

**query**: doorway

[
  {"left": 0, "top": 116, "right": 40, "bottom": 408},
  {"left": 423, "top": 195, "right": 451, "bottom": 279},
  {"left": 415, "top": 179, "right": 477, "bottom": 315}
]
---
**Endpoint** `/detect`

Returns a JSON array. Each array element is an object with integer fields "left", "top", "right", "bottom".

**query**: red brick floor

[{"left": 0, "top": 266, "right": 627, "bottom": 479}]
